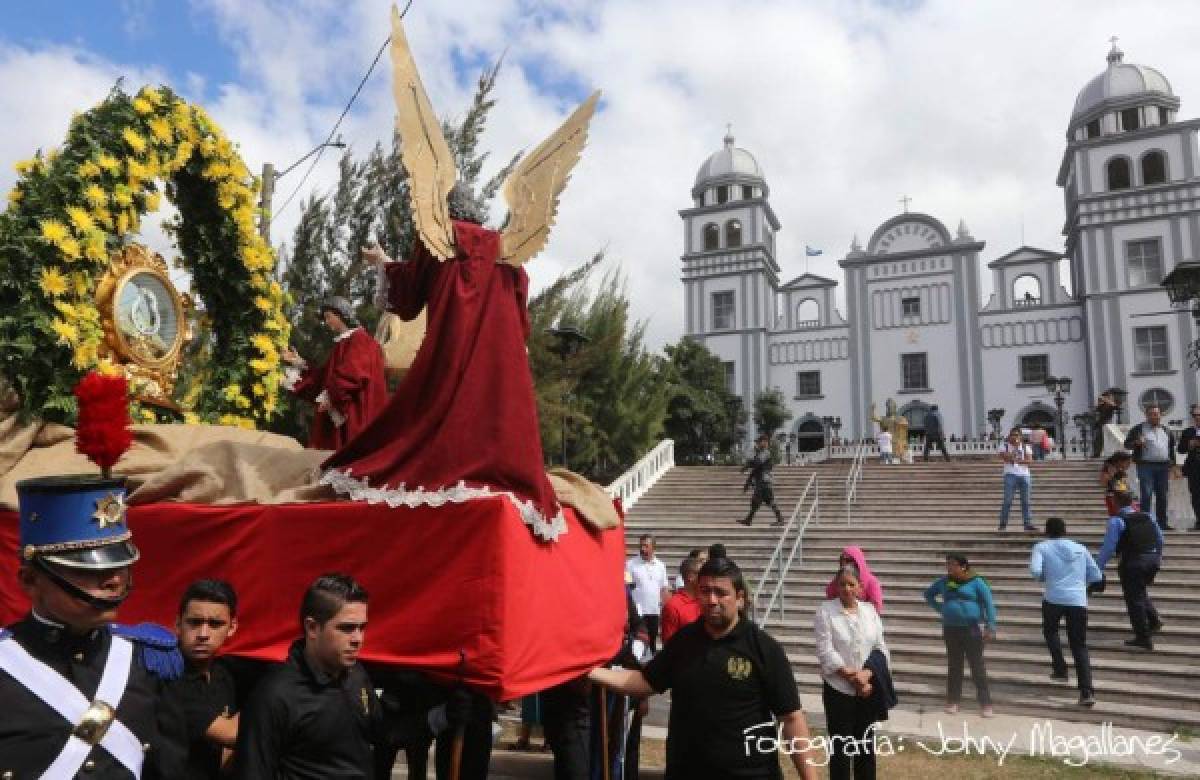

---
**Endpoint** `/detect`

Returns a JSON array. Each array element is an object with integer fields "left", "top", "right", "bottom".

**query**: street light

[
  {"left": 724, "top": 396, "right": 743, "bottom": 456},
  {"left": 546, "top": 324, "right": 589, "bottom": 468},
  {"left": 831, "top": 416, "right": 842, "bottom": 446},
  {"left": 821, "top": 415, "right": 834, "bottom": 452},
  {"left": 787, "top": 432, "right": 797, "bottom": 464},
  {"left": 987, "top": 408, "right": 1005, "bottom": 438},
  {"left": 1044, "top": 376, "right": 1072, "bottom": 450},
  {"left": 259, "top": 137, "right": 347, "bottom": 243}
]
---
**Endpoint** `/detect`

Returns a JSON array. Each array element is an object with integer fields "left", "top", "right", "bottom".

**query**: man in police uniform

[
  {"left": 739, "top": 435, "right": 785, "bottom": 527},
  {"left": 0, "top": 475, "right": 187, "bottom": 778},
  {"left": 589, "top": 558, "right": 818, "bottom": 780}
]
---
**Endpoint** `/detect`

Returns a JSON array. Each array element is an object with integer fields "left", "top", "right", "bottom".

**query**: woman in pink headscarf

[{"left": 825, "top": 546, "right": 885, "bottom": 613}]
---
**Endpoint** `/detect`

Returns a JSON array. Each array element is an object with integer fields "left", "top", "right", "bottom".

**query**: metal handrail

[
  {"left": 844, "top": 439, "right": 869, "bottom": 524},
  {"left": 753, "top": 473, "right": 819, "bottom": 627}
]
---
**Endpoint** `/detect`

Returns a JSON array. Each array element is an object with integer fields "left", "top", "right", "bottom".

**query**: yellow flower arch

[{"left": 0, "top": 85, "right": 290, "bottom": 428}]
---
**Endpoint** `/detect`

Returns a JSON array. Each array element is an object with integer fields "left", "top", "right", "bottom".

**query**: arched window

[
  {"left": 703, "top": 223, "right": 720, "bottom": 250},
  {"left": 1012, "top": 274, "right": 1042, "bottom": 307},
  {"left": 725, "top": 219, "right": 742, "bottom": 248},
  {"left": 1140, "top": 387, "right": 1175, "bottom": 416},
  {"left": 796, "top": 298, "right": 819, "bottom": 327},
  {"left": 1107, "top": 157, "right": 1131, "bottom": 190},
  {"left": 1141, "top": 150, "right": 1167, "bottom": 185}
]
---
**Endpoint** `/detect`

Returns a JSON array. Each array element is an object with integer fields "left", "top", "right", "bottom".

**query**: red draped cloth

[
  {"left": 321, "top": 221, "right": 564, "bottom": 539},
  {"left": 287, "top": 327, "right": 388, "bottom": 450}
]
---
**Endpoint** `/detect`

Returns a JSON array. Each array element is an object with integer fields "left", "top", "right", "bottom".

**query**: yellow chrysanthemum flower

[
  {"left": 50, "top": 319, "right": 79, "bottom": 345},
  {"left": 121, "top": 128, "right": 147, "bottom": 154},
  {"left": 144, "top": 191, "right": 161, "bottom": 212},
  {"left": 95, "top": 357, "right": 123, "bottom": 377},
  {"left": 53, "top": 300, "right": 78, "bottom": 319},
  {"left": 72, "top": 342, "right": 99, "bottom": 370},
  {"left": 183, "top": 412, "right": 201, "bottom": 425},
  {"left": 96, "top": 154, "right": 121, "bottom": 174},
  {"left": 93, "top": 207, "right": 113, "bottom": 230},
  {"left": 250, "top": 334, "right": 274, "bottom": 353},
  {"left": 58, "top": 237, "right": 82, "bottom": 261},
  {"left": 14, "top": 158, "right": 41, "bottom": 176},
  {"left": 248, "top": 358, "right": 271, "bottom": 374},
  {"left": 40, "top": 219, "right": 70, "bottom": 246},
  {"left": 252, "top": 383, "right": 266, "bottom": 397},
  {"left": 84, "top": 231, "right": 108, "bottom": 262},
  {"left": 262, "top": 398, "right": 276, "bottom": 415},
  {"left": 77, "top": 160, "right": 102, "bottom": 179},
  {"left": 6, "top": 187, "right": 21, "bottom": 205},
  {"left": 132, "top": 97, "right": 154, "bottom": 115},
  {"left": 38, "top": 268, "right": 69, "bottom": 297},
  {"left": 140, "top": 408, "right": 157, "bottom": 423},
  {"left": 116, "top": 212, "right": 130, "bottom": 235},
  {"left": 83, "top": 184, "right": 107, "bottom": 208},
  {"left": 71, "top": 273, "right": 90, "bottom": 297},
  {"left": 253, "top": 296, "right": 272, "bottom": 312},
  {"left": 65, "top": 206, "right": 94, "bottom": 233},
  {"left": 113, "top": 188, "right": 133, "bottom": 208},
  {"left": 127, "top": 158, "right": 149, "bottom": 182},
  {"left": 148, "top": 117, "right": 172, "bottom": 143}
]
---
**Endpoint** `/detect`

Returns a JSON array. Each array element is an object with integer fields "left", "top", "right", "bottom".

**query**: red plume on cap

[{"left": 73, "top": 371, "right": 133, "bottom": 477}]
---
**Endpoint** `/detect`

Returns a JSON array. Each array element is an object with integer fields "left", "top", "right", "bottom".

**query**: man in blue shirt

[
  {"left": 1030, "top": 517, "right": 1103, "bottom": 707},
  {"left": 1096, "top": 491, "right": 1164, "bottom": 651}
]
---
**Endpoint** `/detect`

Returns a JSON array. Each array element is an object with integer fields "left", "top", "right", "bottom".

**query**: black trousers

[
  {"left": 943, "top": 625, "right": 991, "bottom": 706},
  {"left": 923, "top": 435, "right": 950, "bottom": 461},
  {"left": 822, "top": 682, "right": 877, "bottom": 780},
  {"left": 542, "top": 679, "right": 591, "bottom": 780},
  {"left": 1041, "top": 601, "right": 1093, "bottom": 696},
  {"left": 745, "top": 484, "right": 783, "bottom": 524},
  {"left": 1188, "top": 473, "right": 1200, "bottom": 527},
  {"left": 1118, "top": 554, "right": 1161, "bottom": 640},
  {"left": 643, "top": 615, "right": 660, "bottom": 651}
]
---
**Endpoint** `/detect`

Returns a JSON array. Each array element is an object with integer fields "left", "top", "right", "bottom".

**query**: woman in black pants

[{"left": 814, "top": 563, "right": 891, "bottom": 779}]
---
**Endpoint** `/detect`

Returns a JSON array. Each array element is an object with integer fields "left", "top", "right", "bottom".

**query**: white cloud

[{"left": 5, "top": 0, "right": 1200, "bottom": 350}]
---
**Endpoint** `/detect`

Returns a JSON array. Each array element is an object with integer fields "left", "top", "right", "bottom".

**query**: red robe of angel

[
  {"left": 286, "top": 327, "right": 389, "bottom": 450},
  {"left": 320, "top": 220, "right": 565, "bottom": 540}
]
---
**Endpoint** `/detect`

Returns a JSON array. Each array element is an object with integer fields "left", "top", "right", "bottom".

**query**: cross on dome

[
  {"left": 724, "top": 123, "right": 734, "bottom": 148},
  {"left": 1107, "top": 36, "right": 1123, "bottom": 65}
]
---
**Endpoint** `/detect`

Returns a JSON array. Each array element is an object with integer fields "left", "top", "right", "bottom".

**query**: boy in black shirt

[
  {"left": 166, "top": 579, "right": 241, "bottom": 778},
  {"left": 589, "top": 558, "right": 817, "bottom": 780}
]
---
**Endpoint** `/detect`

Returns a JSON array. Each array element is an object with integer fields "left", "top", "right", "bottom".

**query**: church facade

[{"left": 681, "top": 44, "right": 1200, "bottom": 448}]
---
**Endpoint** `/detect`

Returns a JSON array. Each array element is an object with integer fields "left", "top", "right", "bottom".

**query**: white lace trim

[{"left": 319, "top": 468, "right": 568, "bottom": 542}]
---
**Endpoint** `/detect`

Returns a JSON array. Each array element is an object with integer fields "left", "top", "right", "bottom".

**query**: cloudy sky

[{"left": 4, "top": 0, "right": 1200, "bottom": 349}]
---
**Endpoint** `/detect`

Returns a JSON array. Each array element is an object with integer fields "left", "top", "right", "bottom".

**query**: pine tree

[
  {"left": 661, "top": 337, "right": 744, "bottom": 462},
  {"left": 753, "top": 388, "right": 793, "bottom": 439}
]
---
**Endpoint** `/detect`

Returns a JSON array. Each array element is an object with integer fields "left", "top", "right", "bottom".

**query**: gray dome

[
  {"left": 694, "top": 129, "right": 764, "bottom": 189},
  {"left": 1072, "top": 42, "right": 1174, "bottom": 122}
]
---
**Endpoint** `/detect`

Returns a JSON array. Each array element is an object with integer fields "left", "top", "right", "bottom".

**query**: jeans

[
  {"left": 999, "top": 472, "right": 1033, "bottom": 528},
  {"left": 923, "top": 436, "right": 950, "bottom": 461},
  {"left": 1041, "top": 601, "right": 1093, "bottom": 696},
  {"left": 822, "top": 682, "right": 878, "bottom": 779},
  {"left": 1136, "top": 462, "right": 1171, "bottom": 529},
  {"left": 1118, "top": 553, "right": 1162, "bottom": 640},
  {"left": 943, "top": 625, "right": 992, "bottom": 706}
]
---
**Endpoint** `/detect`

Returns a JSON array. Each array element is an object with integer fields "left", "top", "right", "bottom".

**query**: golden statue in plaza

[{"left": 869, "top": 398, "right": 910, "bottom": 460}]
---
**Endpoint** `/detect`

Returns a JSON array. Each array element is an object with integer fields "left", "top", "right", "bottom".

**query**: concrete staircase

[{"left": 624, "top": 458, "right": 1200, "bottom": 734}]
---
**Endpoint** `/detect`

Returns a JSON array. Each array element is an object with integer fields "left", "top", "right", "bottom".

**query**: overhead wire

[{"left": 270, "top": 0, "right": 414, "bottom": 224}]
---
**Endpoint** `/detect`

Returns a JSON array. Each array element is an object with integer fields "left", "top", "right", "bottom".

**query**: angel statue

[
  {"left": 869, "top": 398, "right": 910, "bottom": 461},
  {"left": 320, "top": 6, "right": 600, "bottom": 541}
]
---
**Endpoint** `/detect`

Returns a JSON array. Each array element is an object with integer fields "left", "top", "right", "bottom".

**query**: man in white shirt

[
  {"left": 998, "top": 427, "right": 1035, "bottom": 531},
  {"left": 1123, "top": 404, "right": 1179, "bottom": 531},
  {"left": 877, "top": 430, "right": 893, "bottom": 465},
  {"left": 626, "top": 534, "right": 671, "bottom": 650}
]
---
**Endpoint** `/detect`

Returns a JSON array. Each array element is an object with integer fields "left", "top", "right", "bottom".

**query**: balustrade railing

[{"left": 607, "top": 439, "right": 674, "bottom": 511}]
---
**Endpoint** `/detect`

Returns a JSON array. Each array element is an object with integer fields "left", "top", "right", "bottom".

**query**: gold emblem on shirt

[{"left": 727, "top": 656, "right": 752, "bottom": 680}]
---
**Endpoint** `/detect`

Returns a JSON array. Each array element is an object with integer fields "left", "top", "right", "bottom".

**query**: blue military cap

[{"left": 17, "top": 475, "right": 140, "bottom": 569}]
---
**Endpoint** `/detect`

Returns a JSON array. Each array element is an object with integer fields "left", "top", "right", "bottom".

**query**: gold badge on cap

[{"left": 92, "top": 493, "right": 127, "bottom": 530}]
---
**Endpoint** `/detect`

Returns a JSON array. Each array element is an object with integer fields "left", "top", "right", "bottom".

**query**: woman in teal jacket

[{"left": 924, "top": 553, "right": 998, "bottom": 716}]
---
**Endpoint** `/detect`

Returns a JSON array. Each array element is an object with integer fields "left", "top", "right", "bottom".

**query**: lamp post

[
  {"left": 831, "top": 416, "right": 842, "bottom": 447},
  {"left": 724, "top": 396, "right": 743, "bottom": 457},
  {"left": 787, "top": 432, "right": 797, "bottom": 464},
  {"left": 546, "top": 324, "right": 589, "bottom": 468},
  {"left": 987, "top": 408, "right": 1005, "bottom": 439},
  {"left": 259, "top": 137, "right": 347, "bottom": 244},
  {"left": 821, "top": 415, "right": 834, "bottom": 453},
  {"left": 1044, "top": 376, "right": 1073, "bottom": 451}
]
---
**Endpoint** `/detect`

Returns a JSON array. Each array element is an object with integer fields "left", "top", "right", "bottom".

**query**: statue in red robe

[
  {"left": 283, "top": 299, "right": 389, "bottom": 450},
  {"left": 320, "top": 221, "right": 565, "bottom": 539}
]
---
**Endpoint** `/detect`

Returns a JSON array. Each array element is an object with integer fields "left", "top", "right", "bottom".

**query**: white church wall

[
  {"left": 978, "top": 323, "right": 1089, "bottom": 439},
  {"left": 1085, "top": 134, "right": 1184, "bottom": 192}
]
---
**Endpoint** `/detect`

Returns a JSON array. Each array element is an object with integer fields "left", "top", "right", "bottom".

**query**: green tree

[
  {"left": 753, "top": 388, "right": 792, "bottom": 439},
  {"left": 660, "top": 337, "right": 742, "bottom": 462}
]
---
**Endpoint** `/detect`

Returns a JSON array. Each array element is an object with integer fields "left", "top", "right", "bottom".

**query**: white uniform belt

[{"left": 0, "top": 635, "right": 145, "bottom": 777}]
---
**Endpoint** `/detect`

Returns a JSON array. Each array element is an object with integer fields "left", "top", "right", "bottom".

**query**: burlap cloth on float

[{"left": 0, "top": 399, "right": 618, "bottom": 530}]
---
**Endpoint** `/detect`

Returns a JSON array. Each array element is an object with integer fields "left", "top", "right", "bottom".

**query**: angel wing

[
  {"left": 390, "top": 5, "right": 456, "bottom": 260},
  {"left": 499, "top": 90, "right": 601, "bottom": 267}
]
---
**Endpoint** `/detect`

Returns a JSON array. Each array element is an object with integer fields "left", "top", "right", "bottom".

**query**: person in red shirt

[
  {"left": 661, "top": 557, "right": 703, "bottom": 644},
  {"left": 282, "top": 297, "right": 388, "bottom": 450}
]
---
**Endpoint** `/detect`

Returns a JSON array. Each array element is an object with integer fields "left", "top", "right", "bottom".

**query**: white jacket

[{"left": 813, "top": 598, "right": 890, "bottom": 696}]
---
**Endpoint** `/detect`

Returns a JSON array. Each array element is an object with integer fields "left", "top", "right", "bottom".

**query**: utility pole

[{"left": 259, "top": 162, "right": 275, "bottom": 243}]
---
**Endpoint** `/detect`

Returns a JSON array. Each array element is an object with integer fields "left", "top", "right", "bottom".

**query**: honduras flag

[{"left": 805, "top": 245, "right": 823, "bottom": 256}]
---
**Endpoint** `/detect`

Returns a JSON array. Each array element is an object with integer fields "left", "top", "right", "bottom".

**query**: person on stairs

[
  {"left": 997, "top": 427, "right": 1036, "bottom": 532},
  {"left": 922, "top": 404, "right": 951, "bottom": 462},
  {"left": 1175, "top": 404, "right": 1200, "bottom": 531},
  {"left": 1123, "top": 403, "right": 1178, "bottom": 531},
  {"left": 824, "top": 547, "right": 885, "bottom": 614},
  {"left": 739, "top": 434, "right": 784, "bottom": 527},
  {"left": 924, "top": 553, "right": 997, "bottom": 717},
  {"left": 1096, "top": 490, "right": 1164, "bottom": 651}
]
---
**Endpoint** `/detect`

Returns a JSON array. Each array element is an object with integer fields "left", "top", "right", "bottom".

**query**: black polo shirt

[
  {"left": 163, "top": 657, "right": 238, "bottom": 779},
  {"left": 643, "top": 617, "right": 800, "bottom": 780},
  {"left": 234, "top": 640, "right": 384, "bottom": 779}
]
